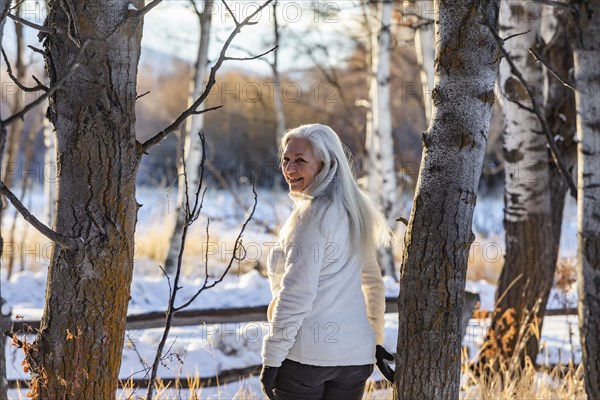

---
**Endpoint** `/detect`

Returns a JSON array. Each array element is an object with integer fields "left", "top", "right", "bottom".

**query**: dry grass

[{"left": 462, "top": 356, "right": 586, "bottom": 399}]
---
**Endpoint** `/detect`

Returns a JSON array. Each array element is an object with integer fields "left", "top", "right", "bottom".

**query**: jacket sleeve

[
  {"left": 261, "top": 219, "right": 325, "bottom": 367},
  {"left": 361, "top": 253, "right": 385, "bottom": 345}
]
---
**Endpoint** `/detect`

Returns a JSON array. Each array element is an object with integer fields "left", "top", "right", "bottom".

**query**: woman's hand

[
  {"left": 260, "top": 365, "right": 279, "bottom": 399},
  {"left": 375, "top": 345, "right": 395, "bottom": 383}
]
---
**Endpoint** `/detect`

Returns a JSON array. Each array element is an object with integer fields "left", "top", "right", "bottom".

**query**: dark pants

[{"left": 273, "top": 359, "right": 374, "bottom": 400}]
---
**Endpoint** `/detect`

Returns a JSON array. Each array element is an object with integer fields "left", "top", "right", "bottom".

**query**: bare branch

[
  {"left": 174, "top": 184, "right": 257, "bottom": 311},
  {"left": 136, "top": 90, "right": 151, "bottom": 101},
  {"left": 224, "top": 45, "right": 278, "bottom": 61},
  {"left": 0, "top": 180, "right": 79, "bottom": 250},
  {"left": 189, "top": 0, "right": 202, "bottom": 18},
  {"left": 27, "top": 45, "right": 44, "bottom": 55},
  {"left": 531, "top": 0, "right": 575, "bottom": 9},
  {"left": 503, "top": 30, "right": 531, "bottom": 42},
  {"left": 498, "top": 86, "right": 536, "bottom": 113},
  {"left": 222, "top": 0, "right": 240, "bottom": 26},
  {"left": 140, "top": 0, "right": 274, "bottom": 153},
  {"left": 7, "top": 12, "right": 55, "bottom": 34},
  {"left": 191, "top": 105, "right": 223, "bottom": 115},
  {"left": 1, "top": 41, "right": 89, "bottom": 126},
  {"left": 483, "top": 20, "right": 577, "bottom": 199},
  {"left": 1, "top": 48, "right": 48, "bottom": 92},
  {"left": 136, "top": 0, "right": 163, "bottom": 19},
  {"left": 528, "top": 47, "right": 576, "bottom": 91}
]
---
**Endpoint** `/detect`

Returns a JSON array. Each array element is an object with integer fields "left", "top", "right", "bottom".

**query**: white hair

[{"left": 279, "top": 124, "right": 391, "bottom": 261}]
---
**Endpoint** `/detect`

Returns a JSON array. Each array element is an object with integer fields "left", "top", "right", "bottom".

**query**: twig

[
  {"left": 27, "top": 45, "right": 44, "bottom": 55},
  {"left": 222, "top": 0, "right": 239, "bottom": 26},
  {"left": 7, "top": 12, "right": 55, "bottom": 34},
  {"left": 531, "top": 0, "right": 575, "bottom": 9},
  {"left": 136, "top": 0, "right": 163, "bottom": 19},
  {"left": 483, "top": 21, "right": 578, "bottom": 199},
  {"left": 140, "top": 0, "right": 274, "bottom": 153},
  {"left": 1, "top": 48, "right": 48, "bottom": 92},
  {"left": 136, "top": 90, "right": 151, "bottom": 101},
  {"left": 498, "top": 86, "right": 536, "bottom": 114},
  {"left": 191, "top": 105, "right": 223, "bottom": 115},
  {"left": 503, "top": 30, "right": 531, "bottom": 42},
  {"left": 146, "top": 134, "right": 209, "bottom": 400},
  {"left": 0, "top": 180, "right": 79, "bottom": 250},
  {"left": 528, "top": 47, "right": 576, "bottom": 91},
  {"left": 224, "top": 46, "right": 278, "bottom": 61},
  {"left": 1, "top": 41, "right": 89, "bottom": 126},
  {"left": 174, "top": 185, "right": 257, "bottom": 311}
]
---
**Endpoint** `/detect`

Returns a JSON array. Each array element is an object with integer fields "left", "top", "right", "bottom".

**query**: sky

[
  {"left": 1, "top": 0, "right": 364, "bottom": 77},
  {"left": 141, "top": 0, "right": 363, "bottom": 74}
]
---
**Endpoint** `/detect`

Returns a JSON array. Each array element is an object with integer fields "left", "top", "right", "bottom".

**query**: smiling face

[{"left": 282, "top": 137, "right": 323, "bottom": 193}]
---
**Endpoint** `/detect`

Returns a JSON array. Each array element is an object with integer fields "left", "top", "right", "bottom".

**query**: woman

[{"left": 260, "top": 124, "right": 395, "bottom": 400}]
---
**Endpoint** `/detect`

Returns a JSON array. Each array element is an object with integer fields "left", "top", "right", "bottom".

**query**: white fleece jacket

[{"left": 261, "top": 201, "right": 386, "bottom": 368}]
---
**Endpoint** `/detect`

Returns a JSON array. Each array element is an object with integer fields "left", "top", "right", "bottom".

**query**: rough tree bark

[
  {"left": 485, "top": 1, "right": 554, "bottom": 365},
  {"left": 24, "top": 1, "right": 144, "bottom": 398},
  {"left": 395, "top": 0, "right": 500, "bottom": 398},
  {"left": 568, "top": 0, "right": 600, "bottom": 398},
  {"left": 164, "top": 0, "right": 213, "bottom": 274}
]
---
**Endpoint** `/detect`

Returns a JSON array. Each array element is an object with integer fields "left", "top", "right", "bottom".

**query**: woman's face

[{"left": 282, "top": 137, "right": 323, "bottom": 193}]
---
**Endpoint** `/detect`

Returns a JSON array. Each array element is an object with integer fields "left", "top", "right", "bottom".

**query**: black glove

[
  {"left": 376, "top": 345, "right": 395, "bottom": 383},
  {"left": 260, "top": 365, "right": 279, "bottom": 399}
]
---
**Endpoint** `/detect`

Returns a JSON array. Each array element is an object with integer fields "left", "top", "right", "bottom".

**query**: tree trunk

[
  {"left": 542, "top": 4, "right": 577, "bottom": 311},
  {"left": 3, "top": 4, "right": 27, "bottom": 279},
  {"left": 395, "top": 1, "right": 499, "bottom": 398},
  {"left": 164, "top": 0, "right": 213, "bottom": 274},
  {"left": 413, "top": 0, "right": 435, "bottom": 127},
  {"left": 568, "top": 1, "right": 600, "bottom": 398},
  {"left": 485, "top": 0, "right": 554, "bottom": 365},
  {"left": 43, "top": 110, "right": 56, "bottom": 226},
  {"left": 0, "top": 2, "right": 13, "bottom": 398},
  {"left": 272, "top": 1, "right": 286, "bottom": 146},
  {"left": 2, "top": 3, "right": 26, "bottom": 193},
  {"left": 369, "top": 0, "right": 397, "bottom": 278},
  {"left": 25, "top": 2, "right": 144, "bottom": 398}
]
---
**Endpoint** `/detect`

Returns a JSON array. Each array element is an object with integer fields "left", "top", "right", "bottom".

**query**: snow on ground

[{"left": 1, "top": 187, "right": 581, "bottom": 398}]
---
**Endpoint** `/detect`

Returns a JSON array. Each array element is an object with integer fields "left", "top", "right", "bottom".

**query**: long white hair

[{"left": 279, "top": 124, "right": 391, "bottom": 261}]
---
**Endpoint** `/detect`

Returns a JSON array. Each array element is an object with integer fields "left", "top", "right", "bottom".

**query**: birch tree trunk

[
  {"left": 395, "top": 0, "right": 499, "bottom": 398},
  {"left": 272, "top": 1, "right": 285, "bottom": 146},
  {"left": 368, "top": 0, "right": 397, "bottom": 278},
  {"left": 164, "top": 0, "right": 212, "bottom": 274},
  {"left": 25, "top": 2, "right": 144, "bottom": 398},
  {"left": 413, "top": 0, "right": 435, "bottom": 126},
  {"left": 568, "top": 1, "right": 600, "bottom": 397},
  {"left": 0, "top": 2, "right": 12, "bottom": 397},
  {"left": 364, "top": 1, "right": 380, "bottom": 203},
  {"left": 2, "top": 4, "right": 25, "bottom": 188},
  {"left": 486, "top": 1, "right": 554, "bottom": 365},
  {"left": 43, "top": 112, "right": 56, "bottom": 226}
]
